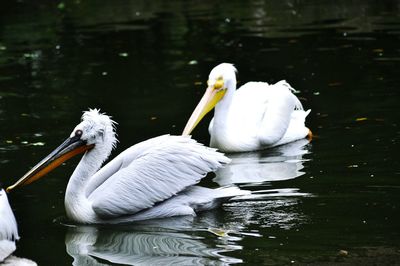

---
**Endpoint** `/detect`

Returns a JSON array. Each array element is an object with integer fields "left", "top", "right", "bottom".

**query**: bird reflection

[
  {"left": 65, "top": 215, "right": 242, "bottom": 266},
  {"left": 212, "top": 139, "right": 312, "bottom": 230},
  {"left": 214, "top": 139, "right": 311, "bottom": 186},
  {"left": 65, "top": 185, "right": 311, "bottom": 266}
]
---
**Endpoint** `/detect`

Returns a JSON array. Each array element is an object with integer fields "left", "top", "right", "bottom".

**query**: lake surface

[{"left": 1, "top": 1, "right": 399, "bottom": 265}]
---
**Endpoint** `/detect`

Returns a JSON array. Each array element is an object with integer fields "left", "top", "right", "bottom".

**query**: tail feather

[
  {"left": 276, "top": 80, "right": 304, "bottom": 111},
  {"left": 191, "top": 186, "right": 250, "bottom": 212},
  {"left": 293, "top": 95, "right": 304, "bottom": 111}
]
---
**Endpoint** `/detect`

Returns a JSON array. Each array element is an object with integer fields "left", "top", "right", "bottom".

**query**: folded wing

[
  {"left": 0, "top": 189, "right": 19, "bottom": 262},
  {"left": 87, "top": 135, "right": 230, "bottom": 219}
]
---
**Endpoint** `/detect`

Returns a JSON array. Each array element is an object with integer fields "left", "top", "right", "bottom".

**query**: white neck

[
  {"left": 64, "top": 146, "right": 107, "bottom": 223},
  {"left": 211, "top": 79, "right": 236, "bottom": 138}
]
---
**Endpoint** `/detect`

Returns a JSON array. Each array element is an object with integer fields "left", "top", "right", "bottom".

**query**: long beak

[
  {"left": 182, "top": 86, "right": 226, "bottom": 135},
  {"left": 6, "top": 136, "right": 94, "bottom": 192}
]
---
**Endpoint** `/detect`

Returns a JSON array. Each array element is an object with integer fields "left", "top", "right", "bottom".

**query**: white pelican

[
  {"left": 0, "top": 187, "right": 36, "bottom": 265},
  {"left": 182, "top": 63, "right": 312, "bottom": 152},
  {"left": 0, "top": 187, "right": 19, "bottom": 263},
  {"left": 7, "top": 109, "right": 247, "bottom": 224}
]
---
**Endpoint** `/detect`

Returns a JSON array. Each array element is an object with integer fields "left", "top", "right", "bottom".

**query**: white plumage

[
  {"left": 183, "top": 63, "right": 311, "bottom": 152},
  {"left": 7, "top": 109, "right": 248, "bottom": 224},
  {"left": 0, "top": 189, "right": 36, "bottom": 265},
  {"left": 0, "top": 188, "right": 19, "bottom": 263}
]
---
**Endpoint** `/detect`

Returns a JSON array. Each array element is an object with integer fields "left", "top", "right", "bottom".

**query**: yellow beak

[{"left": 182, "top": 84, "right": 226, "bottom": 136}]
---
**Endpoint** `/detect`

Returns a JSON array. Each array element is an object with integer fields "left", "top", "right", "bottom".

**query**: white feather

[
  {"left": 0, "top": 189, "right": 19, "bottom": 263},
  {"left": 207, "top": 63, "right": 311, "bottom": 152},
  {"left": 88, "top": 135, "right": 230, "bottom": 219},
  {"left": 0, "top": 190, "right": 19, "bottom": 242},
  {"left": 52, "top": 110, "right": 246, "bottom": 224}
]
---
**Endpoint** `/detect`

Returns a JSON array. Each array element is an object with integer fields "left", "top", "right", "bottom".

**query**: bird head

[
  {"left": 71, "top": 109, "right": 117, "bottom": 149},
  {"left": 7, "top": 109, "right": 117, "bottom": 192},
  {"left": 182, "top": 63, "right": 237, "bottom": 136},
  {"left": 208, "top": 63, "right": 237, "bottom": 91}
]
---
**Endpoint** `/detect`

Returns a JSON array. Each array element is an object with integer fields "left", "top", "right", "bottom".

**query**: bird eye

[
  {"left": 214, "top": 78, "right": 224, "bottom": 90},
  {"left": 75, "top": 129, "right": 83, "bottom": 137}
]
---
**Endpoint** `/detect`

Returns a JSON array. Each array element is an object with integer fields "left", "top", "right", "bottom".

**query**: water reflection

[
  {"left": 0, "top": 255, "right": 36, "bottom": 265},
  {"left": 65, "top": 216, "right": 243, "bottom": 266},
  {"left": 225, "top": 198, "right": 309, "bottom": 230},
  {"left": 214, "top": 139, "right": 310, "bottom": 186},
  {"left": 212, "top": 140, "right": 312, "bottom": 230}
]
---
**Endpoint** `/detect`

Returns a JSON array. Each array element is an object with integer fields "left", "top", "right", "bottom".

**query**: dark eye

[{"left": 75, "top": 129, "right": 83, "bottom": 137}]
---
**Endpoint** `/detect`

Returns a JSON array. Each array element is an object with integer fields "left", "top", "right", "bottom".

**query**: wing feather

[
  {"left": 0, "top": 189, "right": 19, "bottom": 242},
  {"left": 256, "top": 80, "right": 299, "bottom": 145},
  {"left": 113, "top": 186, "right": 250, "bottom": 222},
  {"left": 88, "top": 135, "right": 230, "bottom": 219},
  {"left": 0, "top": 189, "right": 18, "bottom": 262}
]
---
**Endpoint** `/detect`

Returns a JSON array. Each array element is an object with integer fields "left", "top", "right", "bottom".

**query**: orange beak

[{"left": 6, "top": 136, "right": 94, "bottom": 192}]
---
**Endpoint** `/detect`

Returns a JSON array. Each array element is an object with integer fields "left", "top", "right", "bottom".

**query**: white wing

[
  {"left": 255, "top": 81, "right": 299, "bottom": 145},
  {"left": 274, "top": 109, "right": 311, "bottom": 146},
  {"left": 0, "top": 189, "right": 19, "bottom": 262},
  {"left": 232, "top": 80, "right": 309, "bottom": 147},
  {"left": 0, "top": 240, "right": 16, "bottom": 262},
  {"left": 1, "top": 255, "right": 37, "bottom": 265},
  {"left": 86, "top": 135, "right": 230, "bottom": 219},
  {"left": 120, "top": 186, "right": 250, "bottom": 222},
  {"left": 0, "top": 189, "right": 19, "bottom": 242}
]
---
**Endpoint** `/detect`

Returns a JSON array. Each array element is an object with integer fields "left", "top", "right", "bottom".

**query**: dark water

[{"left": 1, "top": 0, "right": 399, "bottom": 265}]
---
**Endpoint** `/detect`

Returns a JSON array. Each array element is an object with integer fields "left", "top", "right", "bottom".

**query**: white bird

[
  {"left": 182, "top": 63, "right": 312, "bottom": 152},
  {"left": 0, "top": 187, "right": 19, "bottom": 263},
  {"left": 7, "top": 109, "right": 247, "bottom": 224},
  {"left": 0, "top": 188, "right": 36, "bottom": 265}
]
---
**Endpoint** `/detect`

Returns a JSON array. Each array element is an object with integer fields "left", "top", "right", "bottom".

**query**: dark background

[{"left": 0, "top": 1, "right": 399, "bottom": 265}]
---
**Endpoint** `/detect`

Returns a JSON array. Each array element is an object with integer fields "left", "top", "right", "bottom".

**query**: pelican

[
  {"left": 182, "top": 63, "right": 312, "bottom": 152},
  {"left": 7, "top": 109, "right": 247, "bottom": 224},
  {"left": 0, "top": 187, "right": 36, "bottom": 265},
  {"left": 0, "top": 187, "right": 19, "bottom": 263}
]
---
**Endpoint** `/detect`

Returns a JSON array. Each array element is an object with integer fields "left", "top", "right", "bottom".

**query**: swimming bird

[
  {"left": 0, "top": 187, "right": 19, "bottom": 263},
  {"left": 0, "top": 187, "right": 36, "bottom": 265},
  {"left": 7, "top": 109, "right": 247, "bottom": 224},
  {"left": 182, "top": 63, "right": 311, "bottom": 152}
]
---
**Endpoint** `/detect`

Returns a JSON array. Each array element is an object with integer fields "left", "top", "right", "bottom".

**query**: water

[{"left": 1, "top": 0, "right": 399, "bottom": 265}]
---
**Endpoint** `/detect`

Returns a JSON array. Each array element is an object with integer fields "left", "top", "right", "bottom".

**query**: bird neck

[
  {"left": 213, "top": 81, "right": 236, "bottom": 134},
  {"left": 65, "top": 146, "right": 107, "bottom": 223}
]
